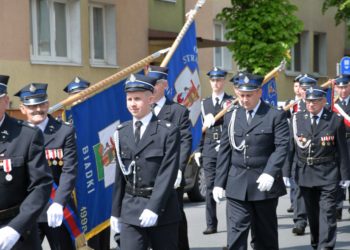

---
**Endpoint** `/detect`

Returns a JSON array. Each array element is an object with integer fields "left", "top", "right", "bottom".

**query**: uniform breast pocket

[
  {"left": 0, "top": 156, "right": 26, "bottom": 186},
  {"left": 253, "top": 127, "right": 273, "bottom": 139},
  {"left": 145, "top": 148, "right": 164, "bottom": 159},
  {"left": 120, "top": 150, "right": 132, "bottom": 160}
]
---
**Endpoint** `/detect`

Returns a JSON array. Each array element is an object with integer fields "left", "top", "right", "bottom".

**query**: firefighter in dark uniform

[
  {"left": 334, "top": 75, "right": 350, "bottom": 219},
  {"left": 290, "top": 85, "right": 350, "bottom": 250},
  {"left": 213, "top": 72, "right": 289, "bottom": 250},
  {"left": 285, "top": 74, "right": 317, "bottom": 236},
  {"left": 110, "top": 74, "right": 181, "bottom": 250},
  {"left": 15, "top": 83, "right": 78, "bottom": 250},
  {"left": 194, "top": 67, "right": 233, "bottom": 235},
  {"left": 0, "top": 75, "right": 52, "bottom": 250},
  {"left": 148, "top": 65, "right": 192, "bottom": 250},
  {"left": 64, "top": 77, "right": 111, "bottom": 250}
]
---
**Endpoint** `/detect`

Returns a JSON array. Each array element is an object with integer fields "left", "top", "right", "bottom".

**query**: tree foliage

[
  {"left": 217, "top": 0, "right": 303, "bottom": 75},
  {"left": 322, "top": 0, "right": 350, "bottom": 26}
]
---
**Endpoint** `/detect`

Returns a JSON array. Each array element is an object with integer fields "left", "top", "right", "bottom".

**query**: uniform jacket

[
  {"left": 156, "top": 98, "right": 192, "bottom": 174},
  {"left": 290, "top": 109, "right": 350, "bottom": 187},
  {"left": 38, "top": 115, "right": 77, "bottom": 222},
  {"left": 199, "top": 93, "right": 233, "bottom": 158},
  {"left": 336, "top": 99, "right": 350, "bottom": 151},
  {"left": 215, "top": 101, "right": 289, "bottom": 201},
  {"left": 0, "top": 114, "right": 52, "bottom": 235},
  {"left": 112, "top": 115, "right": 181, "bottom": 226}
]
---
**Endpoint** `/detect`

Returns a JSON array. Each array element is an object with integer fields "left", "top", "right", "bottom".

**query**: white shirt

[
  {"left": 310, "top": 108, "right": 324, "bottom": 125},
  {"left": 339, "top": 96, "right": 350, "bottom": 106},
  {"left": 36, "top": 117, "right": 49, "bottom": 132},
  {"left": 133, "top": 112, "right": 153, "bottom": 139},
  {"left": 246, "top": 99, "right": 261, "bottom": 120},
  {"left": 212, "top": 92, "right": 225, "bottom": 106},
  {"left": 0, "top": 114, "right": 5, "bottom": 127},
  {"left": 154, "top": 96, "right": 166, "bottom": 116}
]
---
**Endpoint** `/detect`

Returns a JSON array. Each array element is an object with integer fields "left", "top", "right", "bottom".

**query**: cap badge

[
  {"left": 130, "top": 74, "right": 136, "bottom": 82},
  {"left": 74, "top": 77, "right": 80, "bottom": 83},
  {"left": 213, "top": 67, "right": 218, "bottom": 71},
  {"left": 309, "top": 87, "right": 313, "bottom": 93},
  {"left": 244, "top": 76, "right": 249, "bottom": 84},
  {"left": 29, "top": 84, "right": 36, "bottom": 93}
]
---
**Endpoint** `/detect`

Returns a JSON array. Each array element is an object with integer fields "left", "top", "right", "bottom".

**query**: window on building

[
  {"left": 214, "top": 22, "right": 232, "bottom": 71},
  {"left": 313, "top": 32, "right": 327, "bottom": 75},
  {"left": 89, "top": 3, "right": 117, "bottom": 67},
  {"left": 30, "top": 0, "right": 81, "bottom": 64},
  {"left": 287, "top": 31, "right": 310, "bottom": 74}
]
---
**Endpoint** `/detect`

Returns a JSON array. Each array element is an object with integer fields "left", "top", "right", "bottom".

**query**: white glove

[
  {"left": 194, "top": 152, "right": 201, "bottom": 166},
  {"left": 203, "top": 113, "right": 216, "bottom": 128},
  {"left": 0, "top": 226, "right": 20, "bottom": 250},
  {"left": 283, "top": 177, "right": 290, "bottom": 188},
  {"left": 139, "top": 209, "right": 158, "bottom": 227},
  {"left": 256, "top": 173, "right": 275, "bottom": 192},
  {"left": 174, "top": 170, "right": 182, "bottom": 189},
  {"left": 213, "top": 186, "right": 224, "bottom": 203},
  {"left": 339, "top": 180, "right": 350, "bottom": 189},
  {"left": 47, "top": 202, "right": 63, "bottom": 228},
  {"left": 110, "top": 216, "right": 121, "bottom": 233}
]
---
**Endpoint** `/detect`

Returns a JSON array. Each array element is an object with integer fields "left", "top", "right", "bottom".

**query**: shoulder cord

[
  {"left": 228, "top": 108, "right": 245, "bottom": 151},
  {"left": 292, "top": 114, "right": 311, "bottom": 149},
  {"left": 113, "top": 129, "right": 135, "bottom": 175}
]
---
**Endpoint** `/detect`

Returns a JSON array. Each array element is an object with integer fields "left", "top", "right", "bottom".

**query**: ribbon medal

[{"left": 1, "top": 159, "right": 13, "bottom": 182}]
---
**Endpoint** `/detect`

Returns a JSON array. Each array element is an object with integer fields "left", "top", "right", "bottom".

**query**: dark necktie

[
  {"left": 215, "top": 97, "right": 220, "bottom": 110},
  {"left": 134, "top": 121, "right": 142, "bottom": 144},
  {"left": 151, "top": 103, "right": 157, "bottom": 115},
  {"left": 311, "top": 115, "right": 318, "bottom": 133},
  {"left": 247, "top": 110, "right": 253, "bottom": 125}
]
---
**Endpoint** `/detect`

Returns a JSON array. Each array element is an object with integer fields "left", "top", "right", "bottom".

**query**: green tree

[
  {"left": 217, "top": 0, "right": 303, "bottom": 75},
  {"left": 322, "top": 0, "right": 350, "bottom": 27}
]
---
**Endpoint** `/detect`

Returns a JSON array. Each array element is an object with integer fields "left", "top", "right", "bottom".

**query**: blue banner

[
  {"left": 71, "top": 81, "right": 130, "bottom": 239},
  {"left": 262, "top": 77, "right": 278, "bottom": 107},
  {"left": 166, "top": 22, "right": 202, "bottom": 150}
]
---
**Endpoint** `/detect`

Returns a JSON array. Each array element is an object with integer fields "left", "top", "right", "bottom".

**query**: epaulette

[
  {"left": 116, "top": 121, "right": 129, "bottom": 130},
  {"left": 55, "top": 117, "right": 73, "bottom": 127},
  {"left": 18, "top": 120, "right": 38, "bottom": 130},
  {"left": 226, "top": 103, "right": 239, "bottom": 112},
  {"left": 157, "top": 119, "right": 173, "bottom": 129}
]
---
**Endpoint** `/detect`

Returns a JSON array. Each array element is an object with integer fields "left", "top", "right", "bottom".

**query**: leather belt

[
  {"left": 205, "top": 132, "right": 221, "bottom": 140},
  {"left": 346, "top": 133, "right": 350, "bottom": 138},
  {"left": 0, "top": 205, "right": 20, "bottom": 221},
  {"left": 125, "top": 184, "right": 153, "bottom": 198},
  {"left": 299, "top": 156, "right": 334, "bottom": 165}
]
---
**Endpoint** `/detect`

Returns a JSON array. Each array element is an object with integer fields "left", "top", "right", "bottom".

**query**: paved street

[
  {"left": 184, "top": 190, "right": 350, "bottom": 250},
  {"left": 43, "top": 190, "right": 350, "bottom": 249}
]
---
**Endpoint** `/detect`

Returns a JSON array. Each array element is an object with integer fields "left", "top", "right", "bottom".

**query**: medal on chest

[
  {"left": 45, "top": 149, "right": 64, "bottom": 166},
  {"left": 0, "top": 159, "right": 13, "bottom": 182}
]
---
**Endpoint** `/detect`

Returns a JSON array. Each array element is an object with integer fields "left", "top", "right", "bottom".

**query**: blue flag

[
  {"left": 166, "top": 22, "right": 202, "bottom": 150},
  {"left": 70, "top": 81, "right": 130, "bottom": 238},
  {"left": 262, "top": 77, "right": 278, "bottom": 107}
]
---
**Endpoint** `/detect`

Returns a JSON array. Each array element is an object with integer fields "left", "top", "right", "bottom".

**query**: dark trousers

[
  {"left": 88, "top": 226, "right": 110, "bottom": 250},
  {"left": 120, "top": 222, "right": 179, "bottom": 250},
  {"left": 38, "top": 222, "right": 75, "bottom": 250},
  {"left": 226, "top": 197, "right": 279, "bottom": 250},
  {"left": 203, "top": 156, "right": 218, "bottom": 229},
  {"left": 177, "top": 187, "right": 190, "bottom": 250},
  {"left": 336, "top": 185, "right": 346, "bottom": 210},
  {"left": 300, "top": 184, "right": 337, "bottom": 250},
  {"left": 293, "top": 182, "right": 308, "bottom": 228}
]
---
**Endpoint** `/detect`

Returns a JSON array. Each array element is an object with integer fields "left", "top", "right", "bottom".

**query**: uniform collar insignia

[
  {"left": 304, "top": 114, "right": 309, "bottom": 119},
  {"left": 1, "top": 130, "right": 9, "bottom": 135}
]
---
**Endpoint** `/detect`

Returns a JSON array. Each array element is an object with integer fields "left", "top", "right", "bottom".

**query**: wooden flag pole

[
  {"left": 48, "top": 48, "right": 169, "bottom": 113},
  {"left": 160, "top": 0, "right": 206, "bottom": 67}
]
